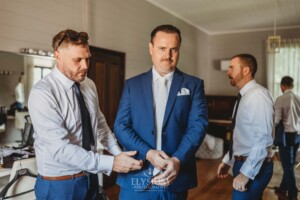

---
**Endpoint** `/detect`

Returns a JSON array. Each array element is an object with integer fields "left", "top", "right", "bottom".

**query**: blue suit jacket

[{"left": 114, "top": 68, "right": 208, "bottom": 192}]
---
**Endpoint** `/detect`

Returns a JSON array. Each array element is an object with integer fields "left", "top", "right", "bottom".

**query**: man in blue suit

[{"left": 114, "top": 24, "right": 208, "bottom": 200}]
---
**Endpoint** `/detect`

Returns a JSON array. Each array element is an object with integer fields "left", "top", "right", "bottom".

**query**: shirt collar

[
  {"left": 52, "top": 65, "right": 75, "bottom": 91},
  {"left": 284, "top": 89, "right": 293, "bottom": 93},
  {"left": 152, "top": 66, "right": 174, "bottom": 83},
  {"left": 239, "top": 79, "right": 256, "bottom": 97}
]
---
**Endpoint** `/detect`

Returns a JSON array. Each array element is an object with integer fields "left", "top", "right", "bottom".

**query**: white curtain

[{"left": 267, "top": 39, "right": 300, "bottom": 99}]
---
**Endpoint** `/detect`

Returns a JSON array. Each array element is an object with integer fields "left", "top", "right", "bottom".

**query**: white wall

[
  {"left": 0, "top": 0, "right": 84, "bottom": 52},
  {"left": 0, "top": 0, "right": 199, "bottom": 80},
  {"left": 1, "top": 0, "right": 300, "bottom": 97},
  {"left": 196, "top": 31, "right": 211, "bottom": 92},
  {"left": 90, "top": 0, "right": 199, "bottom": 77},
  {"left": 198, "top": 28, "right": 300, "bottom": 95}
]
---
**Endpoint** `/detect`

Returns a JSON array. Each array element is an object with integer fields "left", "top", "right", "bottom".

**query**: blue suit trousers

[
  {"left": 119, "top": 187, "right": 187, "bottom": 200},
  {"left": 278, "top": 143, "right": 299, "bottom": 199},
  {"left": 35, "top": 174, "right": 98, "bottom": 200},
  {"left": 232, "top": 160, "right": 273, "bottom": 200}
]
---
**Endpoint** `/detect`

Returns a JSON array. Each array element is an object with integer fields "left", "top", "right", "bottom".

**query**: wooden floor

[{"left": 106, "top": 158, "right": 300, "bottom": 200}]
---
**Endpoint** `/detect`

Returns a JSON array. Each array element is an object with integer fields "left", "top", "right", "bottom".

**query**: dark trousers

[
  {"left": 278, "top": 143, "right": 299, "bottom": 199},
  {"left": 35, "top": 174, "right": 98, "bottom": 200},
  {"left": 232, "top": 160, "right": 273, "bottom": 200}
]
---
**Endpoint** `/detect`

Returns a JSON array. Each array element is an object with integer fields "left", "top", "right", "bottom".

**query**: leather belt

[
  {"left": 234, "top": 156, "right": 272, "bottom": 163},
  {"left": 41, "top": 171, "right": 86, "bottom": 181}
]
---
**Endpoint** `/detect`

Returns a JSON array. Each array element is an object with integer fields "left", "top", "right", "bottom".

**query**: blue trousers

[
  {"left": 35, "top": 174, "right": 98, "bottom": 200},
  {"left": 278, "top": 143, "right": 299, "bottom": 199},
  {"left": 119, "top": 187, "right": 187, "bottom": 200},
  {"left": 232, "top": 160, "right": 273, "bottom": 200}
]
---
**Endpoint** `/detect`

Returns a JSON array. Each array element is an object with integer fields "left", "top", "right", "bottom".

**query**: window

[
  {"left": 33, "top": 66, "right": 52, "bottom": 85},
  {"left": 267, "top": 39, "right": 300, "bottom": 99}
]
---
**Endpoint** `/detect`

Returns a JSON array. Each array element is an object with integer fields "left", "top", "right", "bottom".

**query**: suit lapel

[
  {"left": 163, "top": 69, "right": 183, "bottom": 128},
  {"left": 142, "top": 70, "right": 155, "bottom": 128}
]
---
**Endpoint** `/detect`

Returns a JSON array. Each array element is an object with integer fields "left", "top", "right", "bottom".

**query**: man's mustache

[
  {"left": 79, "top": 70, "right": 87, "bottom": 74},
  {"left": 161, "top": 59, "right": 173, "bottom": 62}
]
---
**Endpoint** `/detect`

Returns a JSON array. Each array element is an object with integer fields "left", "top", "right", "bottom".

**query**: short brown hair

[
  {"left": 281, "top": 76, "right": 294, "bottom": 88},
  {"left": 231, "top": 53, "right": 257, "bottom": 77},
  {"left": 150, "top": 24, "right": 182, "bottom": 44},
  {"left": 52, "top": 29, "right": 89, "bottom": 51}
]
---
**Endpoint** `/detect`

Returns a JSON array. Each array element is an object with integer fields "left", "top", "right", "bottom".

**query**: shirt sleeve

[
  {"left": 239, "top": 91, "right": 274, "bottom": 180},
  {"left": 96, "top": 115, "right": 121, "bottom": 175},
  {"left": 96, "top": 108, "right": 122, "bottom": 156},
  {"left": 274, "top": 97, "right": 283, "bottom": 127},
  {"left": 29, "top": 87, "right": 115, "bottom": 175},
  {"left": 222, "top": 152, "right": 234, "bottom": 166},
  {"left": 99, "top": 154, "right": 115, "bottom": 176}
]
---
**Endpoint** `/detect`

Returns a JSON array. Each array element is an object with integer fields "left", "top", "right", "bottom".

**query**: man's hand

[
  {"left": 217, "top": 162, "right": 230, "bottom": 179},
  {"left": 146, "top": 149, "right": 170, "bottom": 170},
  {"left": 233, "top": 173, "right": 249, "bottom": 192},
  {"left": 151, "top": 157, "right": 180, "bottom": 186},
  {"left": 112, "top": 151, "right": 143, "bottom": 173}
]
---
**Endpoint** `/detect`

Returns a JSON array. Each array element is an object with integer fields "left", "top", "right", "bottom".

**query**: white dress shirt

[
  {"left": 28, "top": 66, "right": 121, "bottom": 176},
  {"left": 152, "top": 67, "right": 174, "bottom": 146},
  {"left": 274, "top": 89, "right": 300, "bottom": 132},
  {"left": 222, "top": 80, "right": 274, "bottom": 180},
  {"left": 152, "top": 67, "right": 174, "bottom": 102},
  {"left": 152, "top": 67, "right": 174, "bottom": 175},
  {"left": 15, "top": 82, "right": 25, "bottom": 104}
]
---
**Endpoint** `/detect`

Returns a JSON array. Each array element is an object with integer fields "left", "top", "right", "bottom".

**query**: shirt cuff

[
  {"left": 222, "top": 152, "right": 234, "bottom": 167},
  {"left": 108, "top": 144, "right": 122, "bottom": 156},
  {"left": 239, "top": 160, "right": 261, "bottom": 180},
  {"left": 99, "top": 154, "right": 115, "bottom": 176}
]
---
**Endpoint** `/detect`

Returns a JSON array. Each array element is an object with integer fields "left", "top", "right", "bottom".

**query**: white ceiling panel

[{"left": 146, "top": 0, "right": 300, "bottom": 35}]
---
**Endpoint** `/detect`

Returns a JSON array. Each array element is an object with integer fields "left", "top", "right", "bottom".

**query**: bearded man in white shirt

[
  {"left": 29, "top": 29, "right": 142, "bottom": 200},
  {"left": 217, "top": 54, "right": 274, "bottom": 200}
]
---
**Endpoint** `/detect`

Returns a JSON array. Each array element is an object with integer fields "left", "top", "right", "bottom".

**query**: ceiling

[{"left": 146, "top": 0, "right": 300, "bottom": 35}]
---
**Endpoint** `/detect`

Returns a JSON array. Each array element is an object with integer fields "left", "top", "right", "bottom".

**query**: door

[{"left": 88, "top": 46, "right": 125, "bottom": 188}]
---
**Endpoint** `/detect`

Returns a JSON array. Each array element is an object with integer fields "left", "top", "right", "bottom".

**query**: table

[{"left": 209, "top": 119, "right": 231, "bottom": 126}]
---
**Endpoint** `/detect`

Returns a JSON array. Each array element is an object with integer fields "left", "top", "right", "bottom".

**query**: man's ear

[
  {"left": 54, "top": 50, "right": 60, "bottom": 61},
  {"left": 280, "top": 85, "right": 287, "bottom": 92},
  {"left": 243, "top": 66, "right": 251, "bottom": 76},
  {"left": 149, "top": 42, "right": 153, "bottom": 56}
]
